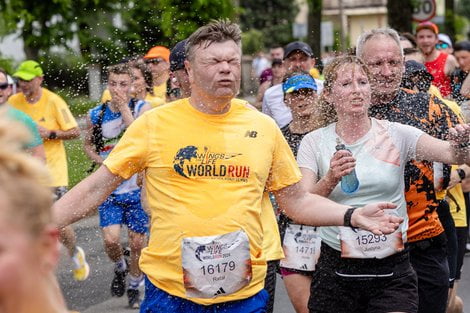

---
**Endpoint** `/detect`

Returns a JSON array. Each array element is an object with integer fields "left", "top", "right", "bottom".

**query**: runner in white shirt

[{"left": 297, "top": 55, "right": 470, "bottom": 313}]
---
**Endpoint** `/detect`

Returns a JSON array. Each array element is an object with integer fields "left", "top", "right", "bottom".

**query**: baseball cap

[
  {"left": 416, "top": 21, "right": 439, "bottom": 35},
  {"left": 437, "top": 33, "right": 452, "bottom": 47},
  {"left": 13, "top": 60, "right": 43, "bottom": 81},
  {"left": 283, "top": 41, "right": 313, "bottom": 59},
  {"left": 282, "top": 74, "right": 317, "bottom": 94},
  {"left": 170, "top": 40, "right": 187, "bottom": 72},
  {"left": 144, "top": 46, "right": 170, "bottom": 62}
]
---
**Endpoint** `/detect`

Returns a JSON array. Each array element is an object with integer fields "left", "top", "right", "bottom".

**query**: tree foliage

[
  {"left": 239, "top": 0, "right": 298, "bottom": 51},
  {"left": 387, "top": 0, "right": 413, "bottom": 33},
  {"left": 0, "top": 0, "right": 235, "bottom": 64}
]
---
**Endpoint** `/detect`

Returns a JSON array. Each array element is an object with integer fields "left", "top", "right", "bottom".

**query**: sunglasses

[
  {"left": 0, "top": 83, "right": 9, "bottom": 90},
  {"left": 436, "top": 43, "right": 450, "bottom": 50},
  {"left": 145, "top": 58, "right": 165, "bottom": 64}
]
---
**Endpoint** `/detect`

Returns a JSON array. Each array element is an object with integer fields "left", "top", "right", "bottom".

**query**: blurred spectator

[
  {"left": 144, "top": 46, "right": 170, "bottom": 101},
  {"left": 437, "top": 33, "right": 454, "bottom": 55},
  {"left": 252, "top": 51, "right": 270, "bottom": 79},
  {"left": 451, "top": 41, "right": 470, "bottom": 105},
  {"left": 256, "top": 59, "right": 284, "bottom": 110}
]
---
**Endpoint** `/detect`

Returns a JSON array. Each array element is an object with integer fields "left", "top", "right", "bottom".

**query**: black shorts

[{"left": 309, "top": 244, "right": 418, "bottom": 313}]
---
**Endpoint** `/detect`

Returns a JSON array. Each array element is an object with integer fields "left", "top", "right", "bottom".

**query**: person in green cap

[
  {"left": 9, "top": 60, "right": 90, "bottom": 282},
  {"left": 0, "top": 67, "right": 45, "bottom": 160}
]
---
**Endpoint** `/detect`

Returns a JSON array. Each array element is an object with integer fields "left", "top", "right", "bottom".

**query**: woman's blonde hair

[
  {"left": 318, "top": 55, "right": 372, "bottom": 127},
  {"left": 0, "top": 110, "right": 53, "bottom": 235}
]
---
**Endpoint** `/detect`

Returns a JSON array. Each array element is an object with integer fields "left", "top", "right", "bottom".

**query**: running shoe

[
  {"left": 127, "top": 289, "right": 140, "bottom": 309},
  {"left": 72, "top": 246, "right": 90, "bottom": 281},
  {"left": 110, "top": 269, "right": 127, "bottom": 297}
]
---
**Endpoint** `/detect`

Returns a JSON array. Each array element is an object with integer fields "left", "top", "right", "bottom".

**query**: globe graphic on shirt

[{"left": 173, "top": 145, "right": 198, "bottom": 178}]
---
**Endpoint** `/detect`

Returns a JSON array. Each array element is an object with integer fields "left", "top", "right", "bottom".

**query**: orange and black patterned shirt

[{"left": 369, "top": 88, "right": 461, "bottom": 242}]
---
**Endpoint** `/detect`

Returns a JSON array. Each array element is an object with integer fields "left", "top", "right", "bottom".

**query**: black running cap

[
  {"left": 283, "top": 41, "right": 313, "bottom": 59},
  {"left": 170, "top": 39, "right": 187, "bottom": 72}
]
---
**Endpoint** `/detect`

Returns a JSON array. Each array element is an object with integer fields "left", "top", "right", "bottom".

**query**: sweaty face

[
  {"left": 361, "top": 36, "right": 404, "bottom": 102},
  {"left": 131, "top": 68, "right": 146, "bottom": 95},
  {"left": 270, "top": 47, "right": 284, "bottom": 60},
  {"left": 18, "top": 76, "right": 42, "bottom": 99},
  {"left": 187, "top": 40, "right": 241, "bottom": 100},
  {"left": 455, "top": 50, "right": 470, "bottom": 72},
  {"left": 285, "top": 88, "right": 317, "bottom": 118},
  {"left": 283, "top": 51, "right": 314, "bottom": 74},
  {"left": 416, "top": 29, "right": 438, "bottom": 55},
  {"left": 108, "top": 73, "right": 132, "bottom": 101},
  {"left": 0, "top": 73, "right": 11, "bottom": 105},
  {"left": 328, "top": 63, "right": 371, "bottom": 117}
]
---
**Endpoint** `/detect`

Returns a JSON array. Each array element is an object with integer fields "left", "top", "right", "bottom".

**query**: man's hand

[{"left": 351, "top": 202, "right": 402, "bottom": 235}]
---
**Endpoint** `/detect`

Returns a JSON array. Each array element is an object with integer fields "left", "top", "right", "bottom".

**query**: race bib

[
  {"left": 181, "top": 229, "right": 252, "bottom": 298},
  {"left": 280, "top": 224, "right": 321, "bottom": 271},
  {"left": 340, "top": 227, "right": 404, "bottom": 259}
]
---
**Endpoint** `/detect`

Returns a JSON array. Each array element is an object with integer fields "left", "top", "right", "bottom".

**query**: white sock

[{"left": 128, "top": 274, "right": 144, "bottom": 290}]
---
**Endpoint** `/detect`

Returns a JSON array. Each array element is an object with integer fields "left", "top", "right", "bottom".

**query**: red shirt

[{"left": 425, "top": 52, "right": 452, "bottom": 97}]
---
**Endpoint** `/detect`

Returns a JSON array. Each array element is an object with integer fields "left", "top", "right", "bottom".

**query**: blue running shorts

[
  {"left": 98, "top": 190, "right": 148, "bottom": 234},
  {"left": 140, "top": 277, "right": 269, "bottom": 313}
]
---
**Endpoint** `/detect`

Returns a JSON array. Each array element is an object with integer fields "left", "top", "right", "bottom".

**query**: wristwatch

[
  {"left": 457, "top": 168, "right": 466, "bottom": 182},
  {"left": 343, "top": 207, "right": 358, "bottom": 230},
  {"left": 48, "top": 131, "right": 57, "bottom": 140}
]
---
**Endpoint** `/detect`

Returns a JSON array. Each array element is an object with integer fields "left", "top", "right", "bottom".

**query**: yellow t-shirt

[
  {"left": 9, "top": 88, "right": 78, "bottom": 187},
  {"left": 447, "top": 166, "right": 468, "bottom": 228},
  {"left": 153, "top": 83, "right": 166, "bottom": 99},
  {"left": 261, "top": 192, "right": 284, "bottom": 261},
  {"left": 145, "top": 94, "right": 165, "bottom": 108},
  {"left": 104, "top": 98, "right": 301, "bottom": 304},
  {"left": 101, "top": 89, "right": 112, "bottom": 103},
  {"left": 101, "top": 89, "right": 165, "bottom": 108}
]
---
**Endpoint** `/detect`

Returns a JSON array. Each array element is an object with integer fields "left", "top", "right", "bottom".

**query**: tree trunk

[
  {"left": 307, "top": 0, "right": 322, "bottom": 62},
  {"left": 445, "top": 0, "right": 455, "bottom": 42},
  {"left": 387, "top": 0, "right": 413, "bottom": 33}
]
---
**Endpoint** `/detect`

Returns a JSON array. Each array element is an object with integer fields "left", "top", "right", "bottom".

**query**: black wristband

[
  {"left": 343, "top": 207, "right": 357, "bottom": 229},
  {"left": 48, "top": 131, "right": 57, "bottom": 140},
  {"left": 457, "top": 168, "right": 466, "bottom": 182}
]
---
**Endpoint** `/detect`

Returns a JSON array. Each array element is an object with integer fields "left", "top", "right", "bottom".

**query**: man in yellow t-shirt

[
  {"left": 53, "top": 21, "right": 401, "bottom": 312},
  {"left": 9, "top": 60, "right": 90, "bottom": 282},
  {"left": 143, "top": 45, "right": 170, "bottom": 100}
]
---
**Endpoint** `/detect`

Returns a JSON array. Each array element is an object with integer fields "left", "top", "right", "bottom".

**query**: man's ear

[{"left": 184, "top": 60, "right": 193, "bottom": 84}]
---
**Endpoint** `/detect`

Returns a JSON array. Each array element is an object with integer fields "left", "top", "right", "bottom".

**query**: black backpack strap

[{"left": 87, "top": 102, "right": 107, "bottom": 174}]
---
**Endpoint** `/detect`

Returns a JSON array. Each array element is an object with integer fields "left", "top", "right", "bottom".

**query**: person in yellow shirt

[
  {"left": 9, "top": 60, "right": 90, "bottom": 281},
  {"left": 53, "top": 21, "right": 402, "bottom": 312},
  {"left": 143, "top": 45, "right": 170, "bottom": 100}
]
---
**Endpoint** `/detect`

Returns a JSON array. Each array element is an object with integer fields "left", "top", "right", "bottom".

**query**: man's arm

[
  {"left": 83, "top": 115, "right": 104, "bottom": 165},
  {"left": 53, "top": 166, "right": 124, "bottom": 228},
  {"left": 274, "top": 182, "right": 401, "bottom": 235},
  {"left": 38, "top": 125, "right": 80, "bottom": 140}
]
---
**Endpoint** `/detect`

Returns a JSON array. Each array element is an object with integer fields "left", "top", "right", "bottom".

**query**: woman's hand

[{"left": 325, "top": 149, "right": 356, "bottom": 184}]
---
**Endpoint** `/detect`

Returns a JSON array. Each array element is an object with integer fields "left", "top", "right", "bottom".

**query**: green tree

[
  {"left": 239, "top": 0, "right": 299, "bottom": 50},
  {"left": 307, "top": 0, "right": 322, "bottom": 60},
  {"left": 387, "top": 0, "right": 413, "bottom": 33}
]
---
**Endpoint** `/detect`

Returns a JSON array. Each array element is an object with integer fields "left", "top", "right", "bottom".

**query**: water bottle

[{"left": 335, "top": 138, "right": 359, "bottom": 193}]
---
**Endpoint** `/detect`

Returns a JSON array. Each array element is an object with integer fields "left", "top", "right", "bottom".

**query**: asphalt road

[{"left": 58, "top": 216, "right": 470, "bottom": 313}]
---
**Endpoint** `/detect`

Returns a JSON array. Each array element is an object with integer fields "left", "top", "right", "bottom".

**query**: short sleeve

[
  {"left": 53, "top": 95, "right": 78, "bottom": 131},
  {"left": 265, "top": 124, "right": 302, "bottom": 191},
  {"left": 103, "top": 114, "right": 149, "bottom": 179},
  {"left": 296, "top": 132, "right": 319, "bottom": 174},
  {"left": 390, "top": 122, "right": 424, "bottom": 162}
]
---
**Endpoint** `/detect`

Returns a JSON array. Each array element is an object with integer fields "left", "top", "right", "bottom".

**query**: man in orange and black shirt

[{"left": 357, "top": 28, "right": 461, "bottom": 313}]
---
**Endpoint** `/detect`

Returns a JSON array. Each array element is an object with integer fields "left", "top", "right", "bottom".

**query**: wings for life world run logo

[{"left": 173, "top": 145, "right": 250, "bottom": 182}]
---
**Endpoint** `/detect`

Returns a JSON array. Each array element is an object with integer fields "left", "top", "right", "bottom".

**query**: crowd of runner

[{"left": 1, "top": 19, "right": 470, "bottom": 313}]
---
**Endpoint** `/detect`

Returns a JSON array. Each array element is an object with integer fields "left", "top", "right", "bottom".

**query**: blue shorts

[
  {"left": 98, "top": 190, "right": 148, "bottom": 234},
  {"left": 140, "top": 277, "right": 269, "bottom": 313}
]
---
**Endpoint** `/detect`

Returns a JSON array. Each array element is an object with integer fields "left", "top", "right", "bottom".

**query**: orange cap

[
  {"left": 143, "top": 46, "right": 170, "bottom": 62},
  {"left": 416, "top": 21, "right": 439, "bottom": 35}
]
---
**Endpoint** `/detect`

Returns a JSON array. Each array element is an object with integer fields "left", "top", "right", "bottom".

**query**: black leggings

[{"left": 437, "top": 199, "right": 458, "bottom": 287}]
